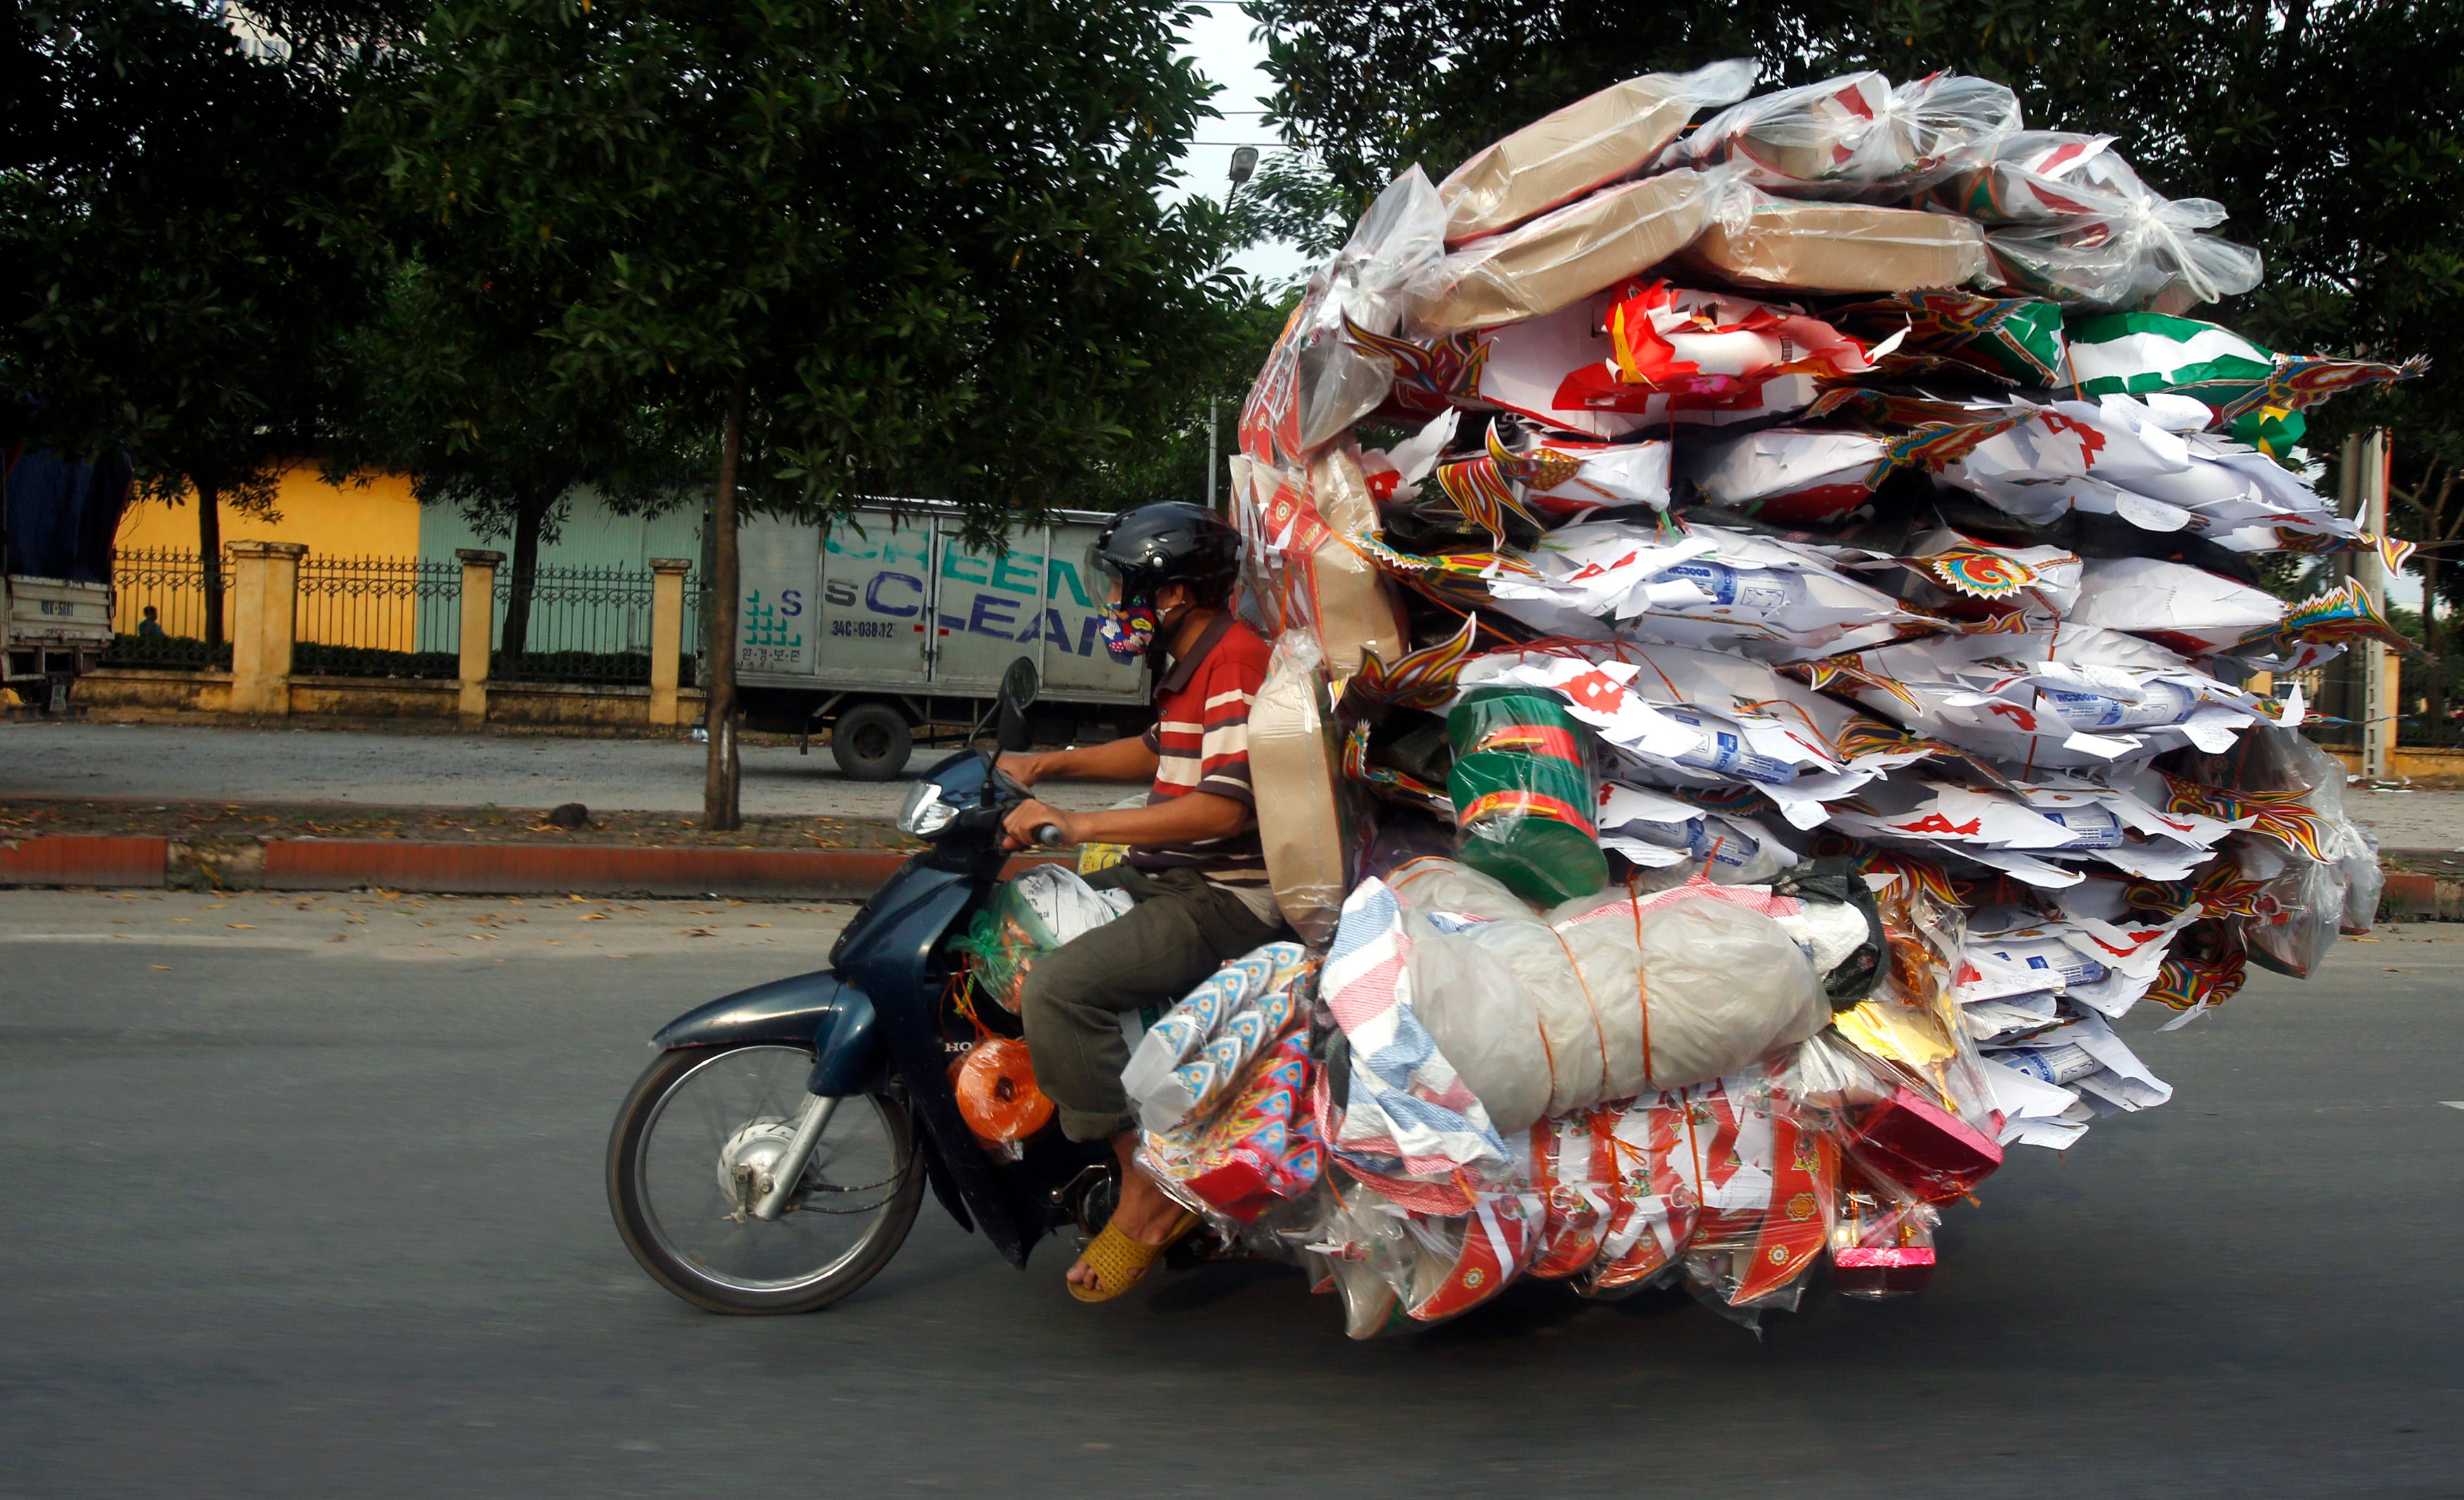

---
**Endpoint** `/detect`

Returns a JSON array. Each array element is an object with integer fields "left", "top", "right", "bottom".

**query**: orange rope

[
  {"left": 1547, "top": 922, "right": 1614, "bottom": 1107},
  {"left": 1623, "top": 875, "right": 1655, "bottom": 1090}
]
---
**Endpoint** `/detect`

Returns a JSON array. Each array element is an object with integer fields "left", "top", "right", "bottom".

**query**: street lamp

[{"left": 1228, "top": 146, "right": 1259, "bottom": 196}]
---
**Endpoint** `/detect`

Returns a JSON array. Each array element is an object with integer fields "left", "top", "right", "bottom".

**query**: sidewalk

[{"left": 6, "top": 719, "right": 2461, "bottom": 905}]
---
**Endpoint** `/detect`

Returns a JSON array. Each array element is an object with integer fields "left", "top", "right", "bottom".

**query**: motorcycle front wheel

[{"left": 608, "top": 1043, "right": 925, "bottom": 1314}]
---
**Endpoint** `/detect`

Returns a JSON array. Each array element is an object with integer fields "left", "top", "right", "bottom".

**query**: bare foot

[{"left": 1065, "top": 1133, "right": 1188, "bottom": 1294}]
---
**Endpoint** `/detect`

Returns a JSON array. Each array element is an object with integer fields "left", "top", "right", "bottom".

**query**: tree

[
  {"left": 335, "top": 262, "right": 707, "bottom": 665},
  {"left": 2, "top": 1, "right": 415, "bottom": 647},
  {"left": 367, "top": 0, "right": 1242, "bottom": 827}
]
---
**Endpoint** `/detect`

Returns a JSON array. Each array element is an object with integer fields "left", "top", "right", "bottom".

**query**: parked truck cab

[{"left": 3, "top": 447, "right": 130, "bottom": 714}]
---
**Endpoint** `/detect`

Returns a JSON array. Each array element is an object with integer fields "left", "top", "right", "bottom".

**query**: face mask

[{"left": 1098, "top": 596, "right": 1158, "bottom": 664}]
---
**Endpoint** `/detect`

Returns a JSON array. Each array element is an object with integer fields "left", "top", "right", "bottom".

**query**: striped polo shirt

[{"left": 1130, "top": 612, "right": 1273, "bottom": 892}]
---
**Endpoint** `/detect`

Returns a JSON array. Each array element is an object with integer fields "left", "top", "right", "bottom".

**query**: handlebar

[{"left": 1034, "top": 824, "right": 1066, "bottom": 847}]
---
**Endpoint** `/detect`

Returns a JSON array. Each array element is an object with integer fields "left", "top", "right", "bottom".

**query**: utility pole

[
  {"left": 2360, "top": 429, "right": 2394, "bottom": 781},
  {"left": 1207, "top": 395, "right": 1219, "bottom": 512},
  {"left": 1211, "top": 147, "right": 1257, "bottom": 517}
]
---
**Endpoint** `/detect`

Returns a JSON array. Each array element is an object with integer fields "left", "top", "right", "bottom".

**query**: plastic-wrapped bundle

[
  {"left": 1445, "top": 684, "right": 1611, "bottom": 904},
  {"left": 1473, "top": 294, "right": 1845, "bottom": 438},
  {"left": 1595, "top": 781, "right": 1798, "bottom": 883},
  {"left": 1825, "top": 773, "right": 2241, "bottom": 885},
  {"left": 1120, "top": 939, "right": 1309, "bottom": 1132},
  {"left": 1240, "top": 168, "right": 1448, "bottom": 466},
  {"left": 1247, "top": 631, "right": 1355, "bottom": 943},
  {"left": 1387, "top": 857, "right": 1835, "bottom": 1121},
  {"left": 1439, "top": 59, "right": 1757, "bottom": 244},
  {"left": 1484, "top": 518, "right": 1933, "bottom": 662},
  {"left": 1683, "top": 184, "right": 1990, "bottom": 293},
  {"left": 1295, "top": 1173, "right": 1544, "bottom": 1335},
  {"left": 1663, "top": 72, "right": 2021, "bottom": 201},
  {"left": 1139, "top": 1030, "right": 1323, "bottom": 1221},
  {"left": 1815, "top": 622, "right": 2292, "bottom": 769},
  {"left": 1458, "top": 643, "right": 1934, "bottom": 828},
  {"left": 1547, "top": 280, "right": 1898, "bottom": 415},
  {"left": 1949, "top": 137, "right": 2263, "bottom": 310},
  {"left": 1409, "top": 171, "right": 1712, "bottom": 334},
  {"left": 2066, "top": 311, "right": 2420, "bottom": 456},
  {"left": 950, "top": 864, "right": 1133, "bottom": 1011},
  {"left": 1680, "top": 426, "right": 1899, "bottom": 526}
]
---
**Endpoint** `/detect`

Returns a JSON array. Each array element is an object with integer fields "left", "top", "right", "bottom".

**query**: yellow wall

[
  {"left": 113, "top": 465, "right": 422, "bottom": 646},
  {"left": 115, "top": 465, "right": 420, "bottom": 559}
]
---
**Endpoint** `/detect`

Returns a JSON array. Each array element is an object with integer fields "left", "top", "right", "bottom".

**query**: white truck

[
  {"left": 729, "top": 502, "right": 1148, "bottom": 779},
  {"left": 3, "top": 448, "right": 127, "bottom": 714}
]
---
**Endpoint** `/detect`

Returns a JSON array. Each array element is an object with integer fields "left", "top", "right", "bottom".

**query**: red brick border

[
  {"left": 253, "top": 839, "right": 1062, "bottom": 899},
  {"left": 0, "top": 836, "right": 168, "bottom": 887}
]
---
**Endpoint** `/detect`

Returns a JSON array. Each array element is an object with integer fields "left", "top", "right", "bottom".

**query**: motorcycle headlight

[{"left": 897, "top": 780, "right": 959, "bottom": 838}]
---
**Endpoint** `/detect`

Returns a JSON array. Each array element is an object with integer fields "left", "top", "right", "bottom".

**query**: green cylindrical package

[{"left": 1445, "top": 686, "right": 1608, "bottom": 905}]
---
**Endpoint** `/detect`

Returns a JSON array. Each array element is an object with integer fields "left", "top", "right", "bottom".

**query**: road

[
  {"left": 3, "top": 889, "right": 2460, "bottom": 1499},
  {"left": 0, "top": 721, "right": 1148, "bottom": 819}
]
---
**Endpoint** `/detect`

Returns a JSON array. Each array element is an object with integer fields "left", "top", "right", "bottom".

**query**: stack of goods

[{"left": 1141, "top": 58, "right": 2420, "bottom": 1336}]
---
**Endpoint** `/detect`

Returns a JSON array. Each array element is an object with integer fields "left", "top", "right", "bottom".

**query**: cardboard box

[
  {"left": 1439, "top": 63, "right": 1752, "bottom": 244},
  {"left": 1247, "top": 636, "right": 1352, "bottom": 944},
  {"left": 1685, "top": 193, "right": 1987, "bottom": 293},
  {"left": 1303, "top": 446, "right": 1409, "bottom": 676},
  {"left": 1413, "top": 172, "right": 1710, "bottom": 333}
]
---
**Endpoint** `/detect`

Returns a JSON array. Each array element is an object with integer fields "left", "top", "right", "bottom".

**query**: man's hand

[{"left": 1001, "top": 799, "right": 1077, "bottom": 852}]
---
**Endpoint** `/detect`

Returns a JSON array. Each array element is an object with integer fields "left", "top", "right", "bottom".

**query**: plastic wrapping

[
  {"left": 1445, "top": 685, "right": 1611, "bottom": 904},
  {"left": 950, "top": 864, "right": 1133, "bottom": 1011},
  {"left": 1680, "top": 426, "right": 1897, "bottom": 525},
  {"left": 953, "top": 1037, "right": 1055, "bottom": 1147},
  {"left": 1954, "top": 138, "right": 2263, "bottom": 310},
  {"left": 1665, "top": 71, "right": 2021, "bottom": 201},
  {"left": 1302, "top": 446, "right": 1410, "bottom": 674},
  {"left": 1240, "top": 167, "right": 1449, "bottom": 466},
  {"left": 1121, "top": 940, "right": 1309, "bottom": 1132},
  {"left": 1140, "top": 1029, "right": 1322, "bottom": 1221},
  {"left": 1386, "top": 857, "right": 1834, "bottom": 1118},
  {"left": 1247, "top": 631, "right": 1354, "bottom": 945},
  {"left": 1547, "top": 280, "right": 1896, "bottom": 417},
  {"left": 1439, "top": 59, "right": 1757, "bottom": 244},
  {"left": 1409, "top": 171, "right": 1711, "bottom": 334},
  {"left": 1683, "top": 184, "right": 1988, "bottom": 293}
]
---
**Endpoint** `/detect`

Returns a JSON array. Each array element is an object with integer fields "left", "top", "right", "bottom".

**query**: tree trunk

[
  {"left": 703, "top": 374, "right": 748, "bottom": 830},
  {"left": 196, "top": 477, "right": 225, "bottom": 651},
  {"left": 500, "top": 487, "right": 553, "bottom": 671},
  {"left": 2422, "top": 544, "right": 2442, "bottom": 746}
]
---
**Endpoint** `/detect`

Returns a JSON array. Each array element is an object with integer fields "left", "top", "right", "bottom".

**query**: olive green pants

[{"left": 1018, "top": 864, "right": 1287, "bottom": 1142}]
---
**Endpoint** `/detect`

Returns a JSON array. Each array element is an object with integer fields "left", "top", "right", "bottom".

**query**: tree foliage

[
  {"left": 2, "top": 3, "right": 406, "bottom": 639},
  {"left": 365, "top": 0, "right": 1246, "bottom": 820}
]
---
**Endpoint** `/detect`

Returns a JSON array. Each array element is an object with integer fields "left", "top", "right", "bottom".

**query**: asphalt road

[
  {"left": 4, "top": 890, "right": 2460, "bottom": 1499},
  {"left": 0, "top": 721, "right": 1148, "bottom": 819}
]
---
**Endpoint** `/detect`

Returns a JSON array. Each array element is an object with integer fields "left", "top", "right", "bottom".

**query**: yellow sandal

[{"left": 1067, "top": 1213, "right": 1198, "bottom": 1303}]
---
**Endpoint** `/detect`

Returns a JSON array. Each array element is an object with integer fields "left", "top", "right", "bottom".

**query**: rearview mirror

[{"left": 1000, "top": 656, "right": 1039, "bottom": 714}]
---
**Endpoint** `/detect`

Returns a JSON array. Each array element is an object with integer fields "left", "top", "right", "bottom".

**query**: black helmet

[{"left": 1089, "top": 502, "right": 1243, "bottom": 605}]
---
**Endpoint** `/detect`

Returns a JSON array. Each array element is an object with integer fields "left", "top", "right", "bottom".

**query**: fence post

[
  {"left": 648, "top": 557, "right": 692, "bottom": 726},
  {"left": 456, "top": 549, "right": 503, "bottom": 724},
  {"left": 226, "top": 541, "right": 306, "bottom": 717}
]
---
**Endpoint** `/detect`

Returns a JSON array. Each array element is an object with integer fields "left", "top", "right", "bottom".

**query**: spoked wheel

[{"left": 608, "top": 1043, "right": 925, "bottom": 1314}]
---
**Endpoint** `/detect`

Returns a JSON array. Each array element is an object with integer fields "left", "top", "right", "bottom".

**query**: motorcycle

[{"left": 606, "top": 657, "right": 1119, "bottom": 1314}]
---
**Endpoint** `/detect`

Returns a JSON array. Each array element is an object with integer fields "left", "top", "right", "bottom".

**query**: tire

[
  {"left": 830, "top": 701, "right": 912, "bottom": 781},
  {"left": 608, "top": 1044, "right": 926, "bottom": 1315}
]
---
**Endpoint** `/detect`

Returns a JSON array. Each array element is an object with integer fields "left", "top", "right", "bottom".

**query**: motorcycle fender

[
  {"left": 911, "top": 1131, "right": 976, "bottom": 1235},
  {"left": 651, "top": 971, "right": 885, "bottom": 1098}
]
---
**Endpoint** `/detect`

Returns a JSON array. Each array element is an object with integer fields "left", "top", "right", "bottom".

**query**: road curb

[
  {"left": 1, "top": 833, "right": 1063, "bottom": 899},
  {"left": 0, "top": 835, "right": 170, "bottom": 887}
]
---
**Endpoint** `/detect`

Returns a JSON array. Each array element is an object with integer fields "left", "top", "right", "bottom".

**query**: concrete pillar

[
  {"left": 647, "top": 557, "right": 692, "bottom": 727},
  {"left": 456, "top": 549, "right": 503, "bottom": 724},
  {"left": 226, "top": 541, "right": 306, "bottom": 717}
]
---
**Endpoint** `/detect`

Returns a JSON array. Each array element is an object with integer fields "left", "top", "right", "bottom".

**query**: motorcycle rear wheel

[{"left": 608, "top": 1043, "right": 925, "bottom": 1315}]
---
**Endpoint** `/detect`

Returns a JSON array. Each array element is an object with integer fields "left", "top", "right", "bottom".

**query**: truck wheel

[{"left": 831, "top": 702, "right": 912, "bottom": 781}]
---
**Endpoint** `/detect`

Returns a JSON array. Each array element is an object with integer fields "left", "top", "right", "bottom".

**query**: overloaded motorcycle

[{"left": 607, "top": 657, "right": 1125, "bottom": 1313}]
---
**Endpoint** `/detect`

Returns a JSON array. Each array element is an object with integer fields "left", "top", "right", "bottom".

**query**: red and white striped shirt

[{"left": 1131, "top": 614, "right": 1272, "bottom": 890}]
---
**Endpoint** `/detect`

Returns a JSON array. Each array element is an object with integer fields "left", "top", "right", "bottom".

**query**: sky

[{"left": 1169, "top": 2, "right": 1319, "bottom": 283}]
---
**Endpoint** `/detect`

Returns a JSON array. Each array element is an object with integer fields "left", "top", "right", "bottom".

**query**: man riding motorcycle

[{"left": 995, "top": 501, "right": 1289, "bottom": 1303}]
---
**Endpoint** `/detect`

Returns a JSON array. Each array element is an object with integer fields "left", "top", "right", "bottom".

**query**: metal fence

[
  {"left": 294, "top": 555, "right": 463, "bottom": 679},
  {"left": 494, "top": 562, "right": 698, "bottom": 686},
  {"left": 96, "top": 549, "right": 700, "bottom": 688},
  {"left": 101, "top": 547, "right": 230, "bottom": 669}
]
